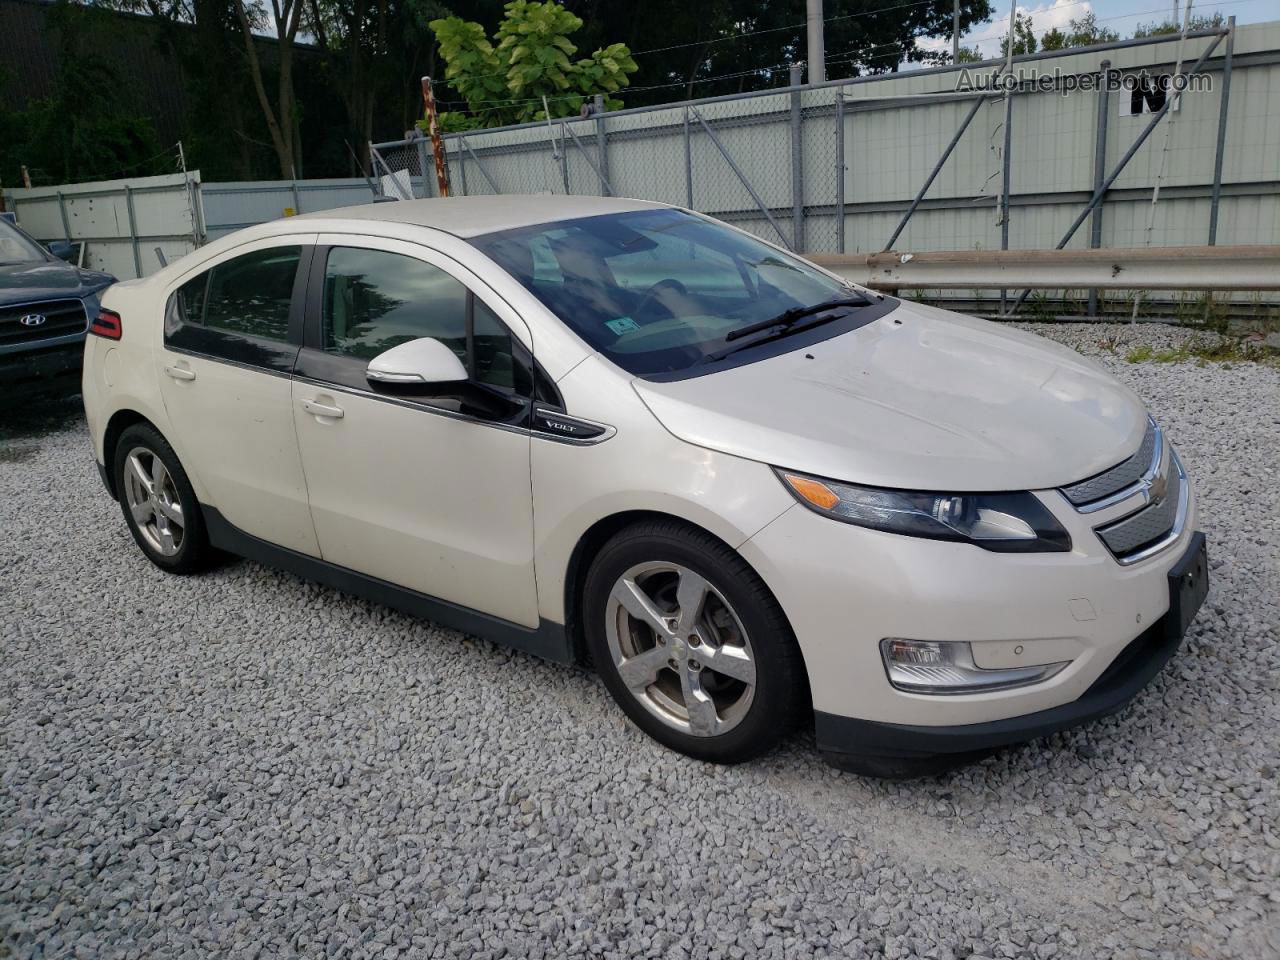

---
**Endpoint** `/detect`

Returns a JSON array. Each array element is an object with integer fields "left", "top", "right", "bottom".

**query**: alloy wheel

[
  {"left": 122, "top": 446, "right": 186, "bottom": 557},
  {"left": 604, "top": 561, "right": 757, "bottom": 737}
]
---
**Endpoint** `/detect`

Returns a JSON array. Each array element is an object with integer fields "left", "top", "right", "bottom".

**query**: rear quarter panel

[{"left": 82, "top": 279, "right": 202, "bottom": 498}]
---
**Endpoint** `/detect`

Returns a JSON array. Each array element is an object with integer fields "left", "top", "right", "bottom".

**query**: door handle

[
  {"left": 302, "top": 398, "right": 345, "bottom": 419},
  {"left": 164, "top": 365, "right": 196, "bottom": 381}
]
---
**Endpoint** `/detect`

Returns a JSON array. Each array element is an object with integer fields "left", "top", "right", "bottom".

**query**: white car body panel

[
  {"left": 530, "top": 354, "right": 797, "bottom": 626},
  {"left": 635, "top": 299, "right": 1147, "bottom": 492}
]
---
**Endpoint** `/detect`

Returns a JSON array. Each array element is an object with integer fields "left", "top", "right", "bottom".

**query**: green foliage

[
  {"left": 0, "top": 1, "right": 165, "bottom": 187},
  {"left": 1040, "top": 13, "right": 1120, "bottom": 52},
  {"left": 427, "top": 0, "right": 637, "bottom": 128},
  {"left": 1133, "top": 13, "right": 1224, "bottom": 38},
  {"left": 920, "top": 43, "right": 984, "bottom": 66},
  {"left": 999, "top": 11, "right": 1038, "bottom": 57}
]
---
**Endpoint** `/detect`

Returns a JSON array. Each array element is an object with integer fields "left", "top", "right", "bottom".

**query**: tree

[
  {"left": 233, "top": 0, "right": 306, "bottom": 177},
  {"left": 1133, "top": 12, "right": 1224, "bottom": 38},
  {"left": 566, "top": 0, "right": 994, "bottom": 102},
  {"left": 429, "top": 1, "right": 637, "bottom": 128},
  {"left": 999, "top": 11, "right": 1037, "bottom": 57},
  {"left": 0, "top": 2, "right": 165, "bottom": 186},
  {"left": 920, "top": 43, "right": 984, "bottom": 65},
  {"left": 1040, "top": 13, "right": 1119, "bottom": 52}
]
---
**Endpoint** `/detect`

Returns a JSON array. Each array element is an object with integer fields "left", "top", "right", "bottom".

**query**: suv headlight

[{"left": 776, "top": 469, "right": 1071, "bottom": 553}]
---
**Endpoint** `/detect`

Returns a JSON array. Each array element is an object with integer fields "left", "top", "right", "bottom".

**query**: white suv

[{"left": 82, "top": 196, "right": 1208, "bottom": 776}]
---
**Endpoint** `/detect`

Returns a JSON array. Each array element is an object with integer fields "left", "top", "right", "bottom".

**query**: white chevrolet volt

[{"left": 82, "top": 196, "right": 1207, "bottom": 776}]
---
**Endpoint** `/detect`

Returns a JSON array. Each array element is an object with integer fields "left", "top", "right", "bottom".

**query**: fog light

[{"left": 880, "top": 638, "right": 1069, "bottom": 695}]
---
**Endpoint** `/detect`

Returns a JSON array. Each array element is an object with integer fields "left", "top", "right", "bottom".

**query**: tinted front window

[
  {"left": 322, "top": 246, "right": 522, "bottom": 393},
  {"left": 193, "top": 246, "right": 301, "bottom": 341},
  {"left": 470, "top": 209, "right": 856, "bottom": 375},
  {"left": 324, "top": 247, "right": 467, "bottom": 363}
]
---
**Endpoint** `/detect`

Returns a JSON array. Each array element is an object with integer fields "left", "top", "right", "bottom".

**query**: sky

[{"left": 916, "top": 0, "right": 1278, "bottom": 59}]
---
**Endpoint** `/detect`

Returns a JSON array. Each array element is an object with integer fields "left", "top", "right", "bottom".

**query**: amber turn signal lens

[{"left": 782, "top": 473, "right": 840, "bottom": 510}]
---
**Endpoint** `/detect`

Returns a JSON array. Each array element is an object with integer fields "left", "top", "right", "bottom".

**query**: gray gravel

[{"left": 3, "top": 322, "right": 1278, "bottom": 959}]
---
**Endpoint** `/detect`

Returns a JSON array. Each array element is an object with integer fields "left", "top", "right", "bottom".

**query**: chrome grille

[
  {"left": 1095, "top": 458, "right": 1184, "bottom": 561},
  {"left": 1059, "top": 418, "right": 1190, "bottom": 565},
  {"left": 0, "top": 299, "right": 88, "bottom": 346},
  {"left": 1060, "top": 419, "right": 1159, "bottom": 508}
]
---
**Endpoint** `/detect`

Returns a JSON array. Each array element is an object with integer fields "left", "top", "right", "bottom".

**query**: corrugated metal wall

[
  {"left": 435, "top": 22, "right": 1280, "bottom": 257},
  {"left": 200, "top": 179, "right": 380, "bottom": 241}
]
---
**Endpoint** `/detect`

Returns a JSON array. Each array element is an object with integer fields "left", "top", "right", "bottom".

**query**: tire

[
  {"left": 583, "top": 519, "right": 807, "bottom": 764},
  {"left": 112, "top": 423, "right": 216, "bottom": 574}
]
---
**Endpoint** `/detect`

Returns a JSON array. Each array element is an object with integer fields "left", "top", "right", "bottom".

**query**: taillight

[{"left": 90, "top": 308, "right": 122, "bottom": 340}]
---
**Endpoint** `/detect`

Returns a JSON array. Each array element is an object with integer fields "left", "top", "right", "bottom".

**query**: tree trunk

[{"left": 233, "top": 0, "right": 293, "bottom": 177}]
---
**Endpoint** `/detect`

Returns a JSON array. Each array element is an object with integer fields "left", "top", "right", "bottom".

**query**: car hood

[
  {"left": 632, "top": 300, "right": 1147, "bottom": 492},
  {"left": 0, "top": 260, "right": 115, "bottom": 307}
]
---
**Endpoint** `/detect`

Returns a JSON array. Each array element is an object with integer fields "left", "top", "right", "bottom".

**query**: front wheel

[{"left": 584, "top": 520, "right": 807, "bottom": 764}]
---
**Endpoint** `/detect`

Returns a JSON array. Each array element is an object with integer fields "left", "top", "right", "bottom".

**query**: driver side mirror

[{"left": 366, "top": 337, "right": 468, "bottom": 392}]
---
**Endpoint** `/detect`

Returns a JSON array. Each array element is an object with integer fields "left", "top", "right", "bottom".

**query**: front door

[
  {"left": 158, "top": 236, "right": 321, "bottom": 556},
  {"left": 290, "top": 236, "right": 539, "bottom": 628}
]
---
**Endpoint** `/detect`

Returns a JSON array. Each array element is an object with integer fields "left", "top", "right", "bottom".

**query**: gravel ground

[{"left": 2, "top": 323, "right": 1278, "bottom": 959}]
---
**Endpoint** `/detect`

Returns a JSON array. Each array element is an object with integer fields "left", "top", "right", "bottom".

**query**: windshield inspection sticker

[{"left": 606, "top": 316, "right": 639, "bottom": 335}]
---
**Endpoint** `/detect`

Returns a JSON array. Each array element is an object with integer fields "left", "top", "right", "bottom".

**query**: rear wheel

[
  {"left": 113, "top": 423, "right": 216, "bottom": 574},
  {"left": 584, "top": 520, "right": 807, "bottom": 764}
]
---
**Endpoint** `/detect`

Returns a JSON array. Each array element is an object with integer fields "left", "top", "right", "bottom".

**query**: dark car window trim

[
  {"left": 292, "top": 370, "right": 536, "bottom": 439},
  {"left": 164, "top": 243, "right": 312, "bottom": 376}
]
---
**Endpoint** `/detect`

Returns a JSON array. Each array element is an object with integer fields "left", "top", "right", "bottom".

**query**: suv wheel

[
  {"left": 584, "top": 520, "right": 807, "bottom": 764},
  {"left": 113, "top": 423, "right": 215, "bottom": 574}
]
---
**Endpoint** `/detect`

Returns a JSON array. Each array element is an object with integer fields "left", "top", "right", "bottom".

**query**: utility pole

[
  {"left": 806, "top": 0, "right": 826, "bottom": 83},
  {"left": 953, "top": 0, "right": 960, "bottom": 61}
]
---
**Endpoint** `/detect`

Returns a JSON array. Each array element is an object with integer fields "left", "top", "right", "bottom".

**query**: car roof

[{"left": 293, "top": 194, "right": 667, "bottom": 238}]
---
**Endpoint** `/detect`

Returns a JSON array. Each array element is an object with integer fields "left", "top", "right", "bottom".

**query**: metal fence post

[
  {"left": 684, "top": 106, "right": 694, "bottom": 209},
  {"left": 455, "top": 139, "right": 469, "bottom": 196},
  {"left": 558, "top": 122, "right": 571, "bottom": 194},
  {"left": 56, "top": 191, "right": 72, "bottom": 242},
  {"left": 1088, "top": 59, "right": 1112, "bottom": 318},
  {"left": 290, "top": 179, "right": 302, "bottom": 215},
  {"left": 835, "top": 91, "right": 846, "bottom": 254},
  {"left": 123, "top": 185, "right": 142, "bottom": 278},
  {"left": 594, "top": 94, "right": 611, "bottom": 196},
  {"left": 790, "top": 63, "right": 806, "bottom": 252},
  {"left": 1208, "top": 16, "right": 1235, "bottom": 245},
  {"left": 416, "top": 139, "right": 433, "bottom": 198}
]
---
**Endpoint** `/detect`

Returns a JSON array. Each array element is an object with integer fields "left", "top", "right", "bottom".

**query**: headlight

[
  {"left": 881, "top": 638, "right": 1069, "bottom": 694},
  {"left": 776, "top": 469, "right": 1071, "bottom": 552}
]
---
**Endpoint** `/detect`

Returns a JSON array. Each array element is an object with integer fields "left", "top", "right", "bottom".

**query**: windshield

[
  {"left": 470, "top": 209, "right": 862, "bottom": 375},
  {"left": 0, "top": 220, "right": 49, "bottom": 265}
]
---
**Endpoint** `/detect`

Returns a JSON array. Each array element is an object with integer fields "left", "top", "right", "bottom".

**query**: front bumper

[
  {"left": 738, "top": 472, "right": 1204, "bottom": 768},
  {"left": 0, "top": 338, "right": 85, "bottom": 400},
  {"left": 815, "top": 532, "right": 1205, "bottom": 774}
]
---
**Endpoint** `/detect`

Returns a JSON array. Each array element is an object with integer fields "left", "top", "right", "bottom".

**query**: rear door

[{"left": 158, "top": 235, "right": 321, "bottom": 556}]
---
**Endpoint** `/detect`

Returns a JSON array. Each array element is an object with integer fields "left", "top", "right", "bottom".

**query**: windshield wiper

[
  {"left": 703, "top": 309, "right": 850, "bottom": 364},
  {"left": 723, "top": 296, "right": 869, "bottom": 342}
]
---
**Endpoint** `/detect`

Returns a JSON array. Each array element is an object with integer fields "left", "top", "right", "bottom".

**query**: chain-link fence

[{"left": 366, "top": 20, "right": 1275, "bottom": 294}]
